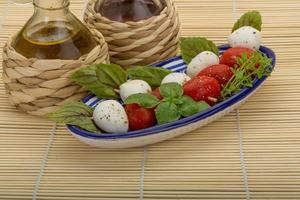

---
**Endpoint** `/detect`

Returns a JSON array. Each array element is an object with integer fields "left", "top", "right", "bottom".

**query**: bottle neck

[
  {"left": 32, "top": 0, "right": 71, "bottom": 23},
  {"left": 33, "top": 0, "right": 70, "bottom": 10}
]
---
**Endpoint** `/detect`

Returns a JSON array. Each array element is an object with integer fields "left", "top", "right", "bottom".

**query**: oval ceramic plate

[{"left": 67, "top": 45, "right": 276, "bottom": 149}]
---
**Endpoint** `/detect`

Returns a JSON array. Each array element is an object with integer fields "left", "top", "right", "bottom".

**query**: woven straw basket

[
  {"left": 83, "top": 0, "right": 180, "bottom": 67},
  {"left": 2, "top": 29, "right": 109, "bottom": 116}
]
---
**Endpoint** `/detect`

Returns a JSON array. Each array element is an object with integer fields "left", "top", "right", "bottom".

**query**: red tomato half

[{"left": 220, "top": 47, "right": 254, "bottom": 67}]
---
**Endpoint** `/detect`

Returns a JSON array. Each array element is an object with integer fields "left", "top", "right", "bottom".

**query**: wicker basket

[
  {"left": 83, "top": 0, "right": 180, "bottom": 67},
  {"left": 2, "top": 29, "right": 109, "bottom": 116}
]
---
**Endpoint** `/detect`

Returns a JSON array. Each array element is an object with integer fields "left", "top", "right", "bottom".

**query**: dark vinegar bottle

[{"left": 94, "top": 0, "right": 165, "bottom": 22}]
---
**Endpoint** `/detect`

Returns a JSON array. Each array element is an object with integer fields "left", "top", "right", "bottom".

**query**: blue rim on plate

[{"left": 67, "top": 45, "right": 276, "bottom": 139}]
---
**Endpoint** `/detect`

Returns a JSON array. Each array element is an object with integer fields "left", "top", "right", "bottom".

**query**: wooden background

[{"left": 0, "top": 0, "right": 300, "bottom": 199}]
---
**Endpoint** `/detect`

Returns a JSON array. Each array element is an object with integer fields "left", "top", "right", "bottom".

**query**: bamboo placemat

[{"left": 0, "top": 0, "right": 300, "bottom": 199}]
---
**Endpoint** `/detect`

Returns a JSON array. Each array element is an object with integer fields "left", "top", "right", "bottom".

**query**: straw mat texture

[{"left": 0, "top": 0, "right": 300, "bottom": 199}]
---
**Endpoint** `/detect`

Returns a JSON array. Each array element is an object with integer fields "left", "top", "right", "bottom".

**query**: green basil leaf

[
  {"left": 70, "top": 64, "right": 126, "bottom": 99},
  {"left": 96, "top": 63, "right": 127, "bottom": 88},
  {"left": 155, "top": 102, "right": 181, "bottom": 125},
  {"left": 172, "top": 98, "right": 184, "bottom": 105},
  {"left": 180, "top": 37, "right": 219, "bottom": 64},
  {"left": 163, "top": 97, "right": 183, "bottom": 105},
  {"left": 69, "top": 65, "right": 98, "bottom": 84},
  {"left": 160, "top": 83, "right": 183, "bottom": 99},
  {"left": 127, "top": 66, "right": 172, "bottom": 87},
  {"left": 232, "top": 11, "right": 262, "bottom": 32},
  {"left": 196, "top": 101, "right": 211, "bottom": 111},
  {"left": 178, "top": 96, "right": 210, "bottom": 117},
  {"left": 47, "top": 102, "right": 99, "bottom": 133},
  {"left": 124, "top": 93, "right": 160, "bottom": 108}
]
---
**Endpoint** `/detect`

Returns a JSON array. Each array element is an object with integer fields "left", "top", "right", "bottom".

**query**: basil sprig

[
  {"left": 124, "top": 83, "right": 210, "bottom": 125},
  {"left": 125, "top": 93, "right": 160, "bottom": 108},
  {"left": 232, "top": 11, "right": 262, "bottom": 32},
  {"left": 70, "top": 64, "right": 172, "bottom": 99},
  {"left": 180, "top": 37, "right": 219, "bottom": 64},
  {"left": 47, "top": 102, "right": 99, "bottom": 133},
  {"left": 178, "top": 96, "right": 210, "bottom": 117},
  {"left": 156, "top": 102, "right": 181, "bottom": 125},
  {"left": 70, "top": 64, "right": 127, "bottom": 99},
  {"left": 160, "top": 83, "right": 183, "bottom": 99},
  {"left": 127, "top": 66, "right": 172, "bottom": 87}
]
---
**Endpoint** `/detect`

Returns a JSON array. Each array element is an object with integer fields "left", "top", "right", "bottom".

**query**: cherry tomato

[
  {"left": 197, "top": 64, "right": 233, "bottom": 86},
  {"left": 125, "top": 104, "right": 156, "bottom": 131},
  {"left": 151, "top": 88, "right": 163, "bottom": 100},
  {"left": 183, "top": 76, "right": 221, "bottom": 105}
]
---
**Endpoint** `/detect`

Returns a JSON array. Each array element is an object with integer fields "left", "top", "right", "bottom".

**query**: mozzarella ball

[
  {"left": 228, "top": 26, "right": 261, "bottom": 50},
  {"left": 161, "top": 72, "right": 191, "bottom": 86},
  {"left": 120, "top": 80, "right": 152, "bottom": 102},
  {"left": 93, "top": 100, "right": 129, "bottom": 133},
  {"left": 187, "top": 51, "right": 219, "bottom": 78}
]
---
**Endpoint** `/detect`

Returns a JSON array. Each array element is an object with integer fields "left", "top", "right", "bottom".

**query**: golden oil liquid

[{"left": 12, "top": 21, "right": 97, "bottom": 60}]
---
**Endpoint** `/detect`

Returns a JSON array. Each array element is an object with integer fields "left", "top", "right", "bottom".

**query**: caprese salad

[{"left": 48, "top": 11, "right": 273, "bottom": 133}]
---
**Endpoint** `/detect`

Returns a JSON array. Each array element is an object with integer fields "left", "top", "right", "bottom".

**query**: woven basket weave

[
  {"left": 83, "top": 0, "right": 180, "bottom": 67},
  {"left": 2, "top": 29, "right": 109, "bottom": 116}
]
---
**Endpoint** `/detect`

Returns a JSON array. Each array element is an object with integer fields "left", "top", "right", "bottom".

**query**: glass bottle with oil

[
  {"left": 12, "top": 0, "right": 97, "bottom": 60},
  {"left": 94, "top": 0, "right": 165, "bottom": 22}
]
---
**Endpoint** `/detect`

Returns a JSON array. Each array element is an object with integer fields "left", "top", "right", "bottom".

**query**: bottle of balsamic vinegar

[
  {"left": 12, "top": 0, "right": 97, "bottom": 60},
  {"left": 94, "top": 0, "right": 165, "bottom": 22}
]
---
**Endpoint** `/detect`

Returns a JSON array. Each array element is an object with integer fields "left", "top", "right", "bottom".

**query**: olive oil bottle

[
  {"left": 12, "top": 0, "right": 97, "bottom": 60},
  {"left": 94, "top": 0, "right": 165, "bottom": 22}
]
